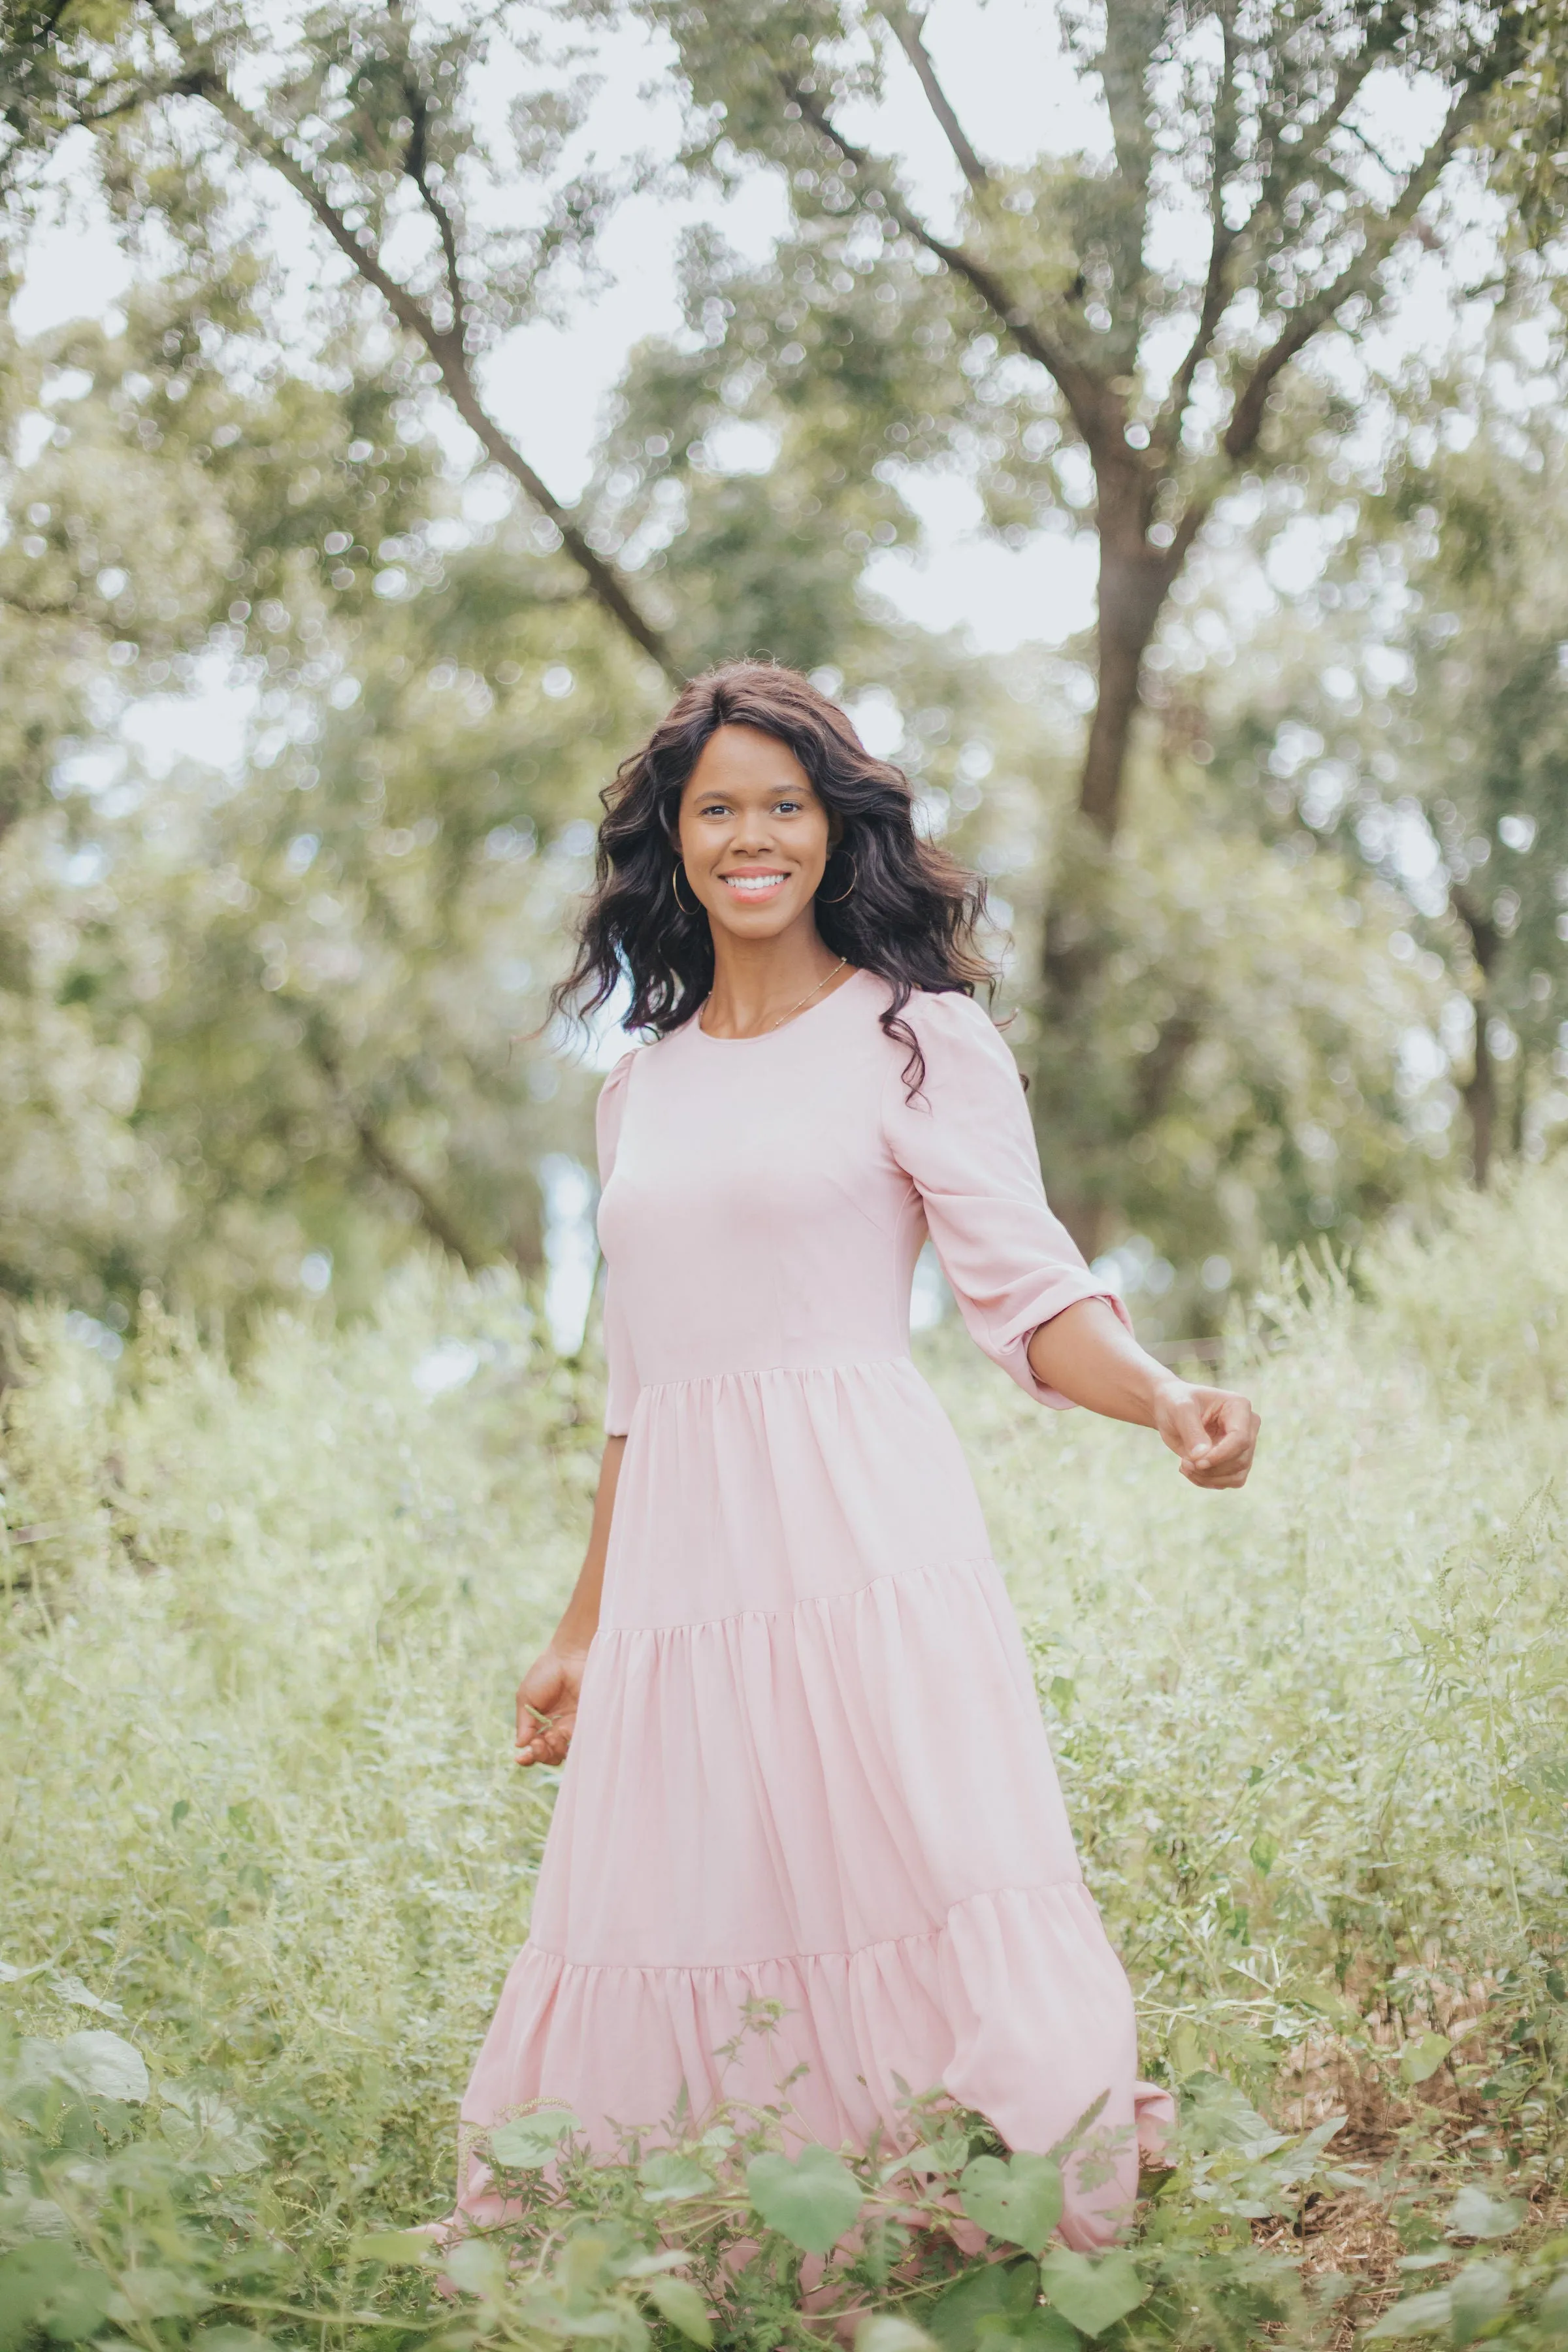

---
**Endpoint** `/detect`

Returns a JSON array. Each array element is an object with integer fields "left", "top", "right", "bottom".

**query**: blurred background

[{"left": 3, "top": 0, "right": 1566, "bottom": 1367}]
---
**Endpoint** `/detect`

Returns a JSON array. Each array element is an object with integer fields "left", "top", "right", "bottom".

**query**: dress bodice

[{"left": 595, "top": 970, "right": 1120, "bottom": 1428}]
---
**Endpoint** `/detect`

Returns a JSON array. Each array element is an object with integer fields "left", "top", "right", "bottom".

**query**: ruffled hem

[{"left": 460, "top": 1879, "right": 1173, "bottom": 2251}]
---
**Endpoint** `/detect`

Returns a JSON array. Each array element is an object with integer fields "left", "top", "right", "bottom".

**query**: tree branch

[
  {"left": 134, "top": 0, "right": 684, "bottom": 686},
  {"left": 1222, "top": 84, "right": 1486, "bottom": 465},
  {"left": 1157, "top": 18, "right": 1240, "bottom": 453},
  {"left": 785, "top": 78, "right": 1104, "bottom": 440},
  {"left": 1159, "top": 36, "right": 1393, "bottom": 458},
  {"left": 401, "top": 74, "right": 466, "bottom": 342},
  {"left": 879, "top": 7, "right": 989, "bottom": 192},
  {"left": 308, "top": 1036, "right": 484, "bottom": 1271}
]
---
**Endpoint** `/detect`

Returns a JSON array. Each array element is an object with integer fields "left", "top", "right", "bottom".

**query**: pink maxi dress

[{"left": 460, "top": 971, "right": 1171, "bottom": 2245}]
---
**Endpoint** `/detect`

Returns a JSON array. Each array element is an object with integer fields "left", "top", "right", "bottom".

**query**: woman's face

[{"left": 676, "top": 723, "right": 839, "bottom": 943}]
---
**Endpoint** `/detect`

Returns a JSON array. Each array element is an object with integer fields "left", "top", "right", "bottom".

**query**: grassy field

[{"left": 2, "top": 1168, "right": 1565, "bottom": 2352}]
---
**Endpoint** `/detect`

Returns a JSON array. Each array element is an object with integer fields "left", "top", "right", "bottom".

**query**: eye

[
  {"left": 774, "top": 797, "right": 803, "bottom": 814},
  {"left": 698, "top": 800, "right": 730, "bottom": 817}
]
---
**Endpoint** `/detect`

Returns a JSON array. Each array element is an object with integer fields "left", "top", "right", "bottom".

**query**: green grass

[{"left": 2, "top": 1171, "right": 1565, "bottom": 2352}]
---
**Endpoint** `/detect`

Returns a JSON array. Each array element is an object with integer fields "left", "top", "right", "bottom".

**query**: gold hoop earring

[
  {"left": 819, "top": 853, "right": 857, "bottom": 906},
  {"left": 672, "top": 862, "right": 698, "bottom": 916}
]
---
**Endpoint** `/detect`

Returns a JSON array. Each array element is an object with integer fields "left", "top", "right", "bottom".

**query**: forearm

[
  {"left": 1024, "top": 1297, "right": 1176, "bottom": 1425},
  {"left": 552, "top": 1433, "right": 625, "bottom": 1652}
]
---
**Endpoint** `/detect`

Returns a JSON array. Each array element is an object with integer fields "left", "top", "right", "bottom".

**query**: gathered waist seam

[{"left": 631, "top": 1353, "right": 917, "bottom": 1399}]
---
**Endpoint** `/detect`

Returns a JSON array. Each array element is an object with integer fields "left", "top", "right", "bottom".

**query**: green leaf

[
  {"left": 958, "top": 2154, "right": 1064, "bottom": 2255},
  {"left": 106, "top": 2266, "right": 212, "bottom": 2323},
  {"left": 0, "top": 2242, "right": 75, "bottom": 2352},
  {"left": 974, "top": 2319, "right": 1079, "bottom": 2351},
  {"left": 0, "top": 2245, "right": 114, "bottom": 2351},
  {"left": 1537, "top": 2272, "right": 1568, "bottom": 2340},
  {"left": 1398, "top": 2035, "right": 1452, "bottom": 2087},
  {"left": 893, "top": 2127, "right": 973, "bottom": 2178},
  {"left": 1037, "top": 2250, "right": 1149, "bottom": 2338},
  {"left": 56, "top": 2029, "right": 149, "bottom": 2105},
  {"left": 1365, "top": 2291, "right": 1452, "bottom": 2339},
  {"left": 49, "top": 1974, "right": 123, "bottom": 2019},
  {"left": 927, "top": 2260, "right": 1042, "bottom": 2352},
  {"left": 644, "top": 2276, "right": 713, "bottom": 2346},
  {"left": 352, "top": 2232, "right": 436, "bottom": 2267},
  {"left": 1180, "top": 2074, "right": 1283, "bottom": 2159},
  {"left": 1249, "top": 1833, "right": 1280, "bottom": 1876},
  {"left": 636, "top": 2152, "right": 715, "bottom": 2205},
  {"left": 1168, "top": 2024, "right": 1204, "bottom": 2082},
  {"left": 856, "top": 2320, "right": 941, "bottom": 2352},
  {"left": 745, "top": 2145, "right": 863, "bottom": 2255},
  {"left": 443, "top": 2240, "right": 508, "bottom": 2301},
  {"left": 1445, "top": 2187, "right": 1523, "bottom": 2242},
  {"left": 193, "top": 2330, "right": 280, "bottom": 2352},
  {"left": 1516, "top": 1752, "right": 1568, "bottom": 1799},
  {"left": 1449, "top": 2261, "right": 1514, "bottom": 2347},
  {"left": 487, "top": 2106, "right": 578, "bottom": 2170},
  {"left": 38, "top": 2266, "right": 113, "bottom": 2344},
  {"left": 160, "top": 2084, "right": 266, "bottom": 2175}
]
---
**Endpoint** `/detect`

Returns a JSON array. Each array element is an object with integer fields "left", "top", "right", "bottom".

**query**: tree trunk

[
  {"left": 1465, "top": 1009, "right": 1495, "bottom": 1188},
  {"left": 1509, "top": 1041, "right": 1530, "bottom": 1163},
  {"left": 1076, "top": 537, "right": 1173, "bottom": 840},
  {"left": 1451, "top": 889, "right": 1500, "bottom": 1188},
  {"left": 1034, "top": 522, "right": 1179, "bottom": 1256}
]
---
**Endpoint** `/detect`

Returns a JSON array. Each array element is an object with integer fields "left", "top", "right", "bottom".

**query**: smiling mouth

[{"left": 720, "top": 872, "right": 789, "bottom": 899}]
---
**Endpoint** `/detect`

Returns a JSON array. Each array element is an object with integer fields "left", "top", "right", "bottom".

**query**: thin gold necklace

[{"left": 704, "top": 958, "right": 849, "bottom": 1038}]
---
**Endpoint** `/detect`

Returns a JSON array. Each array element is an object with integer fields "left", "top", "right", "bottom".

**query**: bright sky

[{"left": 13, "top": 0, "right": 1488, "bottom": 777}]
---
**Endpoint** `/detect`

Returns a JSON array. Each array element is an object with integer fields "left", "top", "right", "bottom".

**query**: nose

[{"left": 730, "top": 810, "right": 776, "bottom": 855}]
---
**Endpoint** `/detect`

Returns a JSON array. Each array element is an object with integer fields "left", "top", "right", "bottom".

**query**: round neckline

[{"left": 694, "top": 964, "right": 868, "bottom": 1045}]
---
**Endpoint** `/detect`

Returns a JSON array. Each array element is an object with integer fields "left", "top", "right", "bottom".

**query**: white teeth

[{"left": 725, "top": 875, "right": 785, "bottom": 893}]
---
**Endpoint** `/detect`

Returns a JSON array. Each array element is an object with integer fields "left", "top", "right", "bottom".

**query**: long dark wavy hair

[{"left": 551, "top": 662, "right": 995, "bottom": 1091}]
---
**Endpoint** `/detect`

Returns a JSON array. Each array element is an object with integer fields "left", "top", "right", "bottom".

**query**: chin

[{"left": 710, "top": 896, "right": 804, "bottom": 934}]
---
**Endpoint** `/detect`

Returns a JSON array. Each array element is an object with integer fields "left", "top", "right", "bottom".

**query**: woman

[{"left": 458, "top": 662, "right": 1259, "bottom": 2247}]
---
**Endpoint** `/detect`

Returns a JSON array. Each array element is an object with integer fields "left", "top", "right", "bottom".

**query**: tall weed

[{"left": 3, "top": 1171, "right": 1567, "bottom": 2349}]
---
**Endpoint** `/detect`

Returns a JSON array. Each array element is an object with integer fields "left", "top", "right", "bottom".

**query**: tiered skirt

[{"left": 460, "top": 1361, "right": 1170, "bottom": 2247}]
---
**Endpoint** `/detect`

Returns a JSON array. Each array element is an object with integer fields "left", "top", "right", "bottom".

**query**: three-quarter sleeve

[
  {"left": 595, "top": 1050, "right": 640, "bottom": 1437},
  {"left": 881, "top": 991, "right": 1132, "bottom": 1409}
]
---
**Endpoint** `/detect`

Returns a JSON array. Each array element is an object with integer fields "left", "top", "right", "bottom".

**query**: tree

[
  {"left": 1384, "top": 392, "right": 1568, "bottom": 1181},
  {"left": 630, "top": 0, "right": 1545, "bottom": 1235},
  {"left": 0, "top": 272, "right": 648, "bottom": 1328},
  {"left": 1, "top": 3, "right": 1508, "bottom": 1313},
  {"left": 1, "top": 0, "right": 685, "bottom": 683},
  {"left": 1205, "top": 354, "right": 1568, "bottom": 1185}
]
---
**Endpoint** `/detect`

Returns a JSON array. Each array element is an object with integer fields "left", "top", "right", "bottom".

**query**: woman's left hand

[{"left": 1151, "top": 1380, "right": 1260, "bottom": 1488}]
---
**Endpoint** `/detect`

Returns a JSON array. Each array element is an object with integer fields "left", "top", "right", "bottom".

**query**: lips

[{"left": 720, "top": 871, "right": 789, "bottom": 899}]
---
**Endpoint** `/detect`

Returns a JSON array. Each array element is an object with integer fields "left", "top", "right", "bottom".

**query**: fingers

[
  {"left": 1179, "top": 1458, "right": 1250, "bottom": 1489},
  {"left": 1180, "top": 1390, "right": 1260, "bottom": 1488},
  {"left": 514, "top": 1716, "right": 572, "bottom": 1767},
  {"left": 514, "top": 1695, "right": 577, "bottom": 1767},
  {"left": 1194, "top": 1394, "right": 1254, "bottom": 1473},
  {"left": 515, "top": 1659, "right": 563, "bottom": 1749},
  {"left": 1164, "top": 1394, "right": 1217, "bottom": 1475}
]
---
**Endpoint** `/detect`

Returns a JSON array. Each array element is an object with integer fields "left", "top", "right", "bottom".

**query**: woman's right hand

[{"left": 514, "top": 1644, "right": 589, "bottom": 1767}]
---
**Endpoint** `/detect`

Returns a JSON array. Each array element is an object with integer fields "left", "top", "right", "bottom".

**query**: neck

[{"left": 702, "top": 915, "right": 847, "bottom": 1039}]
